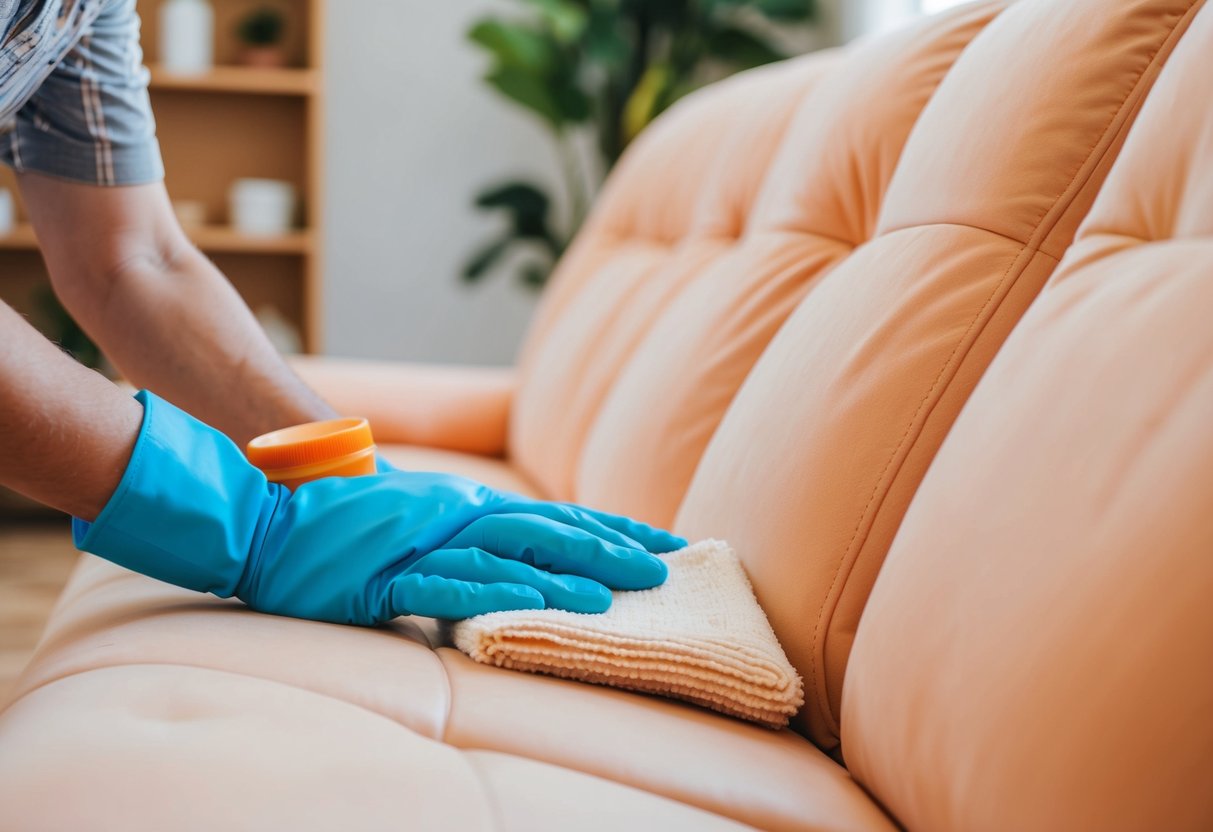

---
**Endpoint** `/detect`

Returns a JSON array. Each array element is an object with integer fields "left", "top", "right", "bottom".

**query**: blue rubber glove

[{"left": 74, "top": 391, "right": 686, "bottom": 625}]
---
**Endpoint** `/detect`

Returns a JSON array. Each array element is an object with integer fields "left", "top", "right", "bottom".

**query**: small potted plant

[{"left": 236, "top": 6, "right": 287, "bottom": 68}]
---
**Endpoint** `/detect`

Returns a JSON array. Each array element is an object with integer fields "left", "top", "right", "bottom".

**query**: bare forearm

[
  {"left": 72, "top": 244, "right": 335, "bottom": 445},
  {"left": 19, "top": 173, "right": 335, "bottom": 446},
  {"left": 0, "top": 302, "right": 141, "bottom": 520}
]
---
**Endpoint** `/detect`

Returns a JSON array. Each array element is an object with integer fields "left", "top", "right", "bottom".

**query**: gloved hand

[{"left": 74, "top": 391, "right": 686, "bottom": 625}]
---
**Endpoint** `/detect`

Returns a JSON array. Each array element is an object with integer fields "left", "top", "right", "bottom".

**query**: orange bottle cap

[{"left": 246, "top": 417, "right": 376, "bottom": 484}]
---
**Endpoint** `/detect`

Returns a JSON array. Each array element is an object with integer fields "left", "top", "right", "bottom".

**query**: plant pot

[{"left": 241, "top": 46, "right": 287, "bottom": 68}]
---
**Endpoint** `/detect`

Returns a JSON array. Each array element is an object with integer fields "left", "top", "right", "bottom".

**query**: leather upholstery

[
  {"left": 290, "top": 356, "right": 515, "bottom": 457},
  {"left": 3, "top": 1, "right": 1211, "bottom": 828},
  {"left": 840, "top": 6, "right": 1213, "bottom": 829},
  {"left": 676, "top": 0, "right": 1201, "bottom": 749},
  {"left": 4, "top": 557, "right": 887, "bottom": 832},
  {"left": 511, "top": 51, "right": 845, "bottom": 504},
  {"left": 575, "top": 3, "right": 1004, "bottom": 531}
]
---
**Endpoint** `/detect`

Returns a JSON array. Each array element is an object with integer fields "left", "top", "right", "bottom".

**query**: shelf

[
  {"left": 189, "top": 226, "right": 313, "bottom": 253},
  {"left": 0, "top": 225, "right": 37, "bottom": 250},
  {"left": 148, "top": 65, "right": 319, "bottom": 96},
  {"left": 0, "top": 224, "right": 312, "bottom": 255}
]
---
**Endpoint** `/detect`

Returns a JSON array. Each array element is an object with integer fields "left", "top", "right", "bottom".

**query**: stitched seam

[
  {"left": 805, "top": 240, "right": 1025, "bottom": 736},
  {"left": 874, "top": 7, "right": 1194, "bottom": 250},
  {"left": 805, "top": 2, "right": 1201, "bottom": 739},
  {"left": 1028, "top": 6, "right": 1195, "bottom": 255}
]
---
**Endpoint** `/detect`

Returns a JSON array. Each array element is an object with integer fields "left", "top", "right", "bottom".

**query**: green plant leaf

[
  {"left": 485, "top": 66, "right": 565, "bottom": 128},
  {"left": 521, "top": 0, "right": 589, "bottom": 43},
  {"left": 708, "top": 0, "right": 815, "bottom": 19},
  {"left": 237, "top": 6, "right": 285, "bottom": 46},
  {"left": 553, "top": 81, "right": 592, "bottom": 122},
  {"left": 752, "top": 0, "right": 817, "bottom": 21},
  {"left": 520, "top": 262, "right": 551, "bottom": 288},
  {"left": 706, "top": 26, "right": 788, "bottom": 68},
  {"left": 622, "top": 62, "right": 674, "bottom": 142},
  {"left": 584, "top": 7, "right": 630, "bottom": 69},
  {"left": 468, "top": 20, "right": 556, "bottom": 72},
  {"left": 462, "top": 236, "right": 513, "bottom": 282},
  {"left": 475, "top": 182, "right": 556, "bottom": 243},
  {"left": 466, "top": 182, "right": 565, "bottom": 288},
  {"left": 625, "top": 0, "right": 692, "bottom": 26}
]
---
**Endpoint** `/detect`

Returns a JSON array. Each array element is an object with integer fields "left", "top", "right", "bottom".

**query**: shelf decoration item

[
  {"left": 159, "top": 0, "right": 214, "bottom": 75},
  {"left": 230, "top": 178, "right": 296, "bottom": 236},
  {"left": 237, "top": 6, "right": 288, "bottom": 68},
  {"left": 0, "top": 188, "right": 13, "bottom": 235}
]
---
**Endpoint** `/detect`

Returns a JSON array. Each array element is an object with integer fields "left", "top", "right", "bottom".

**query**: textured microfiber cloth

[{"left": 450, "top": 539, "right": 804, "bottom": 728}]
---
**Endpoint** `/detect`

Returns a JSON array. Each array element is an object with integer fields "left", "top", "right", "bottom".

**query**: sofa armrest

[{"left": 289, "top": 356, "right": 515, "bottom": 457}]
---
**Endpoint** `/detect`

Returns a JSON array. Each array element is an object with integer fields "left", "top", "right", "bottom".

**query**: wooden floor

[{"left": 0, "top": 522, "right": 79, "bottom": 701}]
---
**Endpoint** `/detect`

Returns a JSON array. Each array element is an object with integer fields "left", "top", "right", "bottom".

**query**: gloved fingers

[
  {"left": 384, "top": 571, "right": 544, "bottom": 620},
  {"left": 498, "top": 498, "right": 687, "bottom": 554},
  {"left": 443, "top": 514, "right": 668, "bottom": 590},
  {"left": 410, "top": 548, "right": 612, "bottom": 614},
  {"left": 556, "top": 503, "right": 687, "bottom": 554}
]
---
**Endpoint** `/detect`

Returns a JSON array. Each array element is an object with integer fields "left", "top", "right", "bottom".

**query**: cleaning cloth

[{"left": 450, "top": 539, "right": 804, "bottom": 728}]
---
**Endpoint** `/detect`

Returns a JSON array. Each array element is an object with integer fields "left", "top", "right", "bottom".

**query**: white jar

[
  {"left": 230, "top": 178, "right": 296, "bottom": 236},
  {"left": 160, "top": 0, "right": 214, "bottom": 74}
]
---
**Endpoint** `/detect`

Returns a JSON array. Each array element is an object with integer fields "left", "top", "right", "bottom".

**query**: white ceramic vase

[{"left": 160, "top": 0, "right": 214, "bottom": 75}]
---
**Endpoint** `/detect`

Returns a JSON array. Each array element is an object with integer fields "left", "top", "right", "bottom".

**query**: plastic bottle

[{"left": 246, "top": 418, "right": 378, "bottom": 490}]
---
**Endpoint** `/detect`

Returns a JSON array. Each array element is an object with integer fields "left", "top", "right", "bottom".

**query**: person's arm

[
  {"left": 18, "top": 172, "right": 335, "bottom": 446},
  {"left": 0, "top": 302, "right": 140, "bottom": 521},
  {"left": 0, "top": 299, "right": 679, "bottom": 623}
]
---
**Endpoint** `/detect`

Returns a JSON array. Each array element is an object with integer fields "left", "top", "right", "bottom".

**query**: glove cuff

[{"left": 73, "top": 390, "right": 283, "bottom": 598}]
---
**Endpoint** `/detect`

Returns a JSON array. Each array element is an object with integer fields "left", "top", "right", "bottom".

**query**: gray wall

[{"left": 322, "top": 1, "right": 557, "bottom": 365}]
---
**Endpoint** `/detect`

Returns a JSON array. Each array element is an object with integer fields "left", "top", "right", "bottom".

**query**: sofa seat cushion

[
  {"left": 0, "top": 664, "right": 757, "bottom": 832},
  {"left": 2, "top": 554, "right": 893, "bottom": 831}
]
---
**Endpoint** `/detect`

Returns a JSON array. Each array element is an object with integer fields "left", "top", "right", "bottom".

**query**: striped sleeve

[{"left": 0, "top": 0, "right": 162, "bottom": 185}]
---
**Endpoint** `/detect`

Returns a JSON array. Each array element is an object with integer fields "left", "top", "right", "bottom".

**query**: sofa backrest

[
  {"left": 673, "top": 0, "right": 1201, "bottom": 750},
  {"left": 840, "top": 7, "right": 1213, "bottom": 828},
  {"left": 512, "top": 0, "right": 1202, "bottom": 753},
  {"left": 509, "top": 52, "right": 839, "bottom": 502},
  {"left": 509, "top": 3, "right": 1002, "bottom": 509}
]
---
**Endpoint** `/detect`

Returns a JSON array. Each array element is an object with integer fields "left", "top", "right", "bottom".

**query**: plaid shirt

[{"left": 0, "top": 0, "right": 162, "bottom": 185}]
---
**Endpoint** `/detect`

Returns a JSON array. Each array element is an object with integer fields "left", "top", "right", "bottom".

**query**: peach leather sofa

[{"left": 2, "top": 0, "right": 1211, "bottom": 829}]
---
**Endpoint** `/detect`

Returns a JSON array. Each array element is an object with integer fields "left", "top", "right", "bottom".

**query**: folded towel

[{"left": 450, "top": 539, "right": 804, "bottom": 728}]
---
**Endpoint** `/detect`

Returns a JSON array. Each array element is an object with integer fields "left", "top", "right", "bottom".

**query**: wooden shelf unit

[
  {"left": 0, "top": 223, "right": 313, "bottom": 254},
  {"left": 0, "top": 0, "right": 325, "bottom": 353},
  {"left": 148, "top": 64, "right": 319, "bottom": 96}
]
